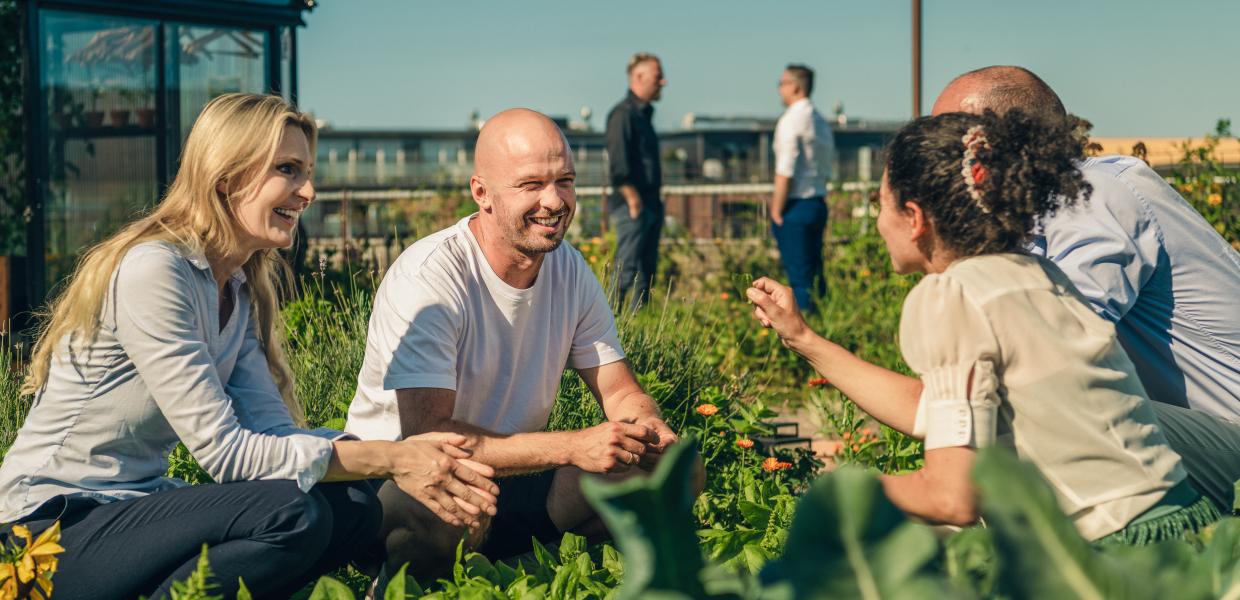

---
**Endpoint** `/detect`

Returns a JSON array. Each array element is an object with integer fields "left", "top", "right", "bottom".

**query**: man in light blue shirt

[
  {"left": 931, "top": 65, "right": 1240, "bottom": 511},
  {"left": 932, "top": 65, "right": 1240, "bottom": 421}
]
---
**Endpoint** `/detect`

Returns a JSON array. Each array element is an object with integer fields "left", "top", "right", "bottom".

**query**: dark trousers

[
  {"left": 11, "top": 480, "right": 381, "bottom": 600},
  {"left": 772, "top": 197, "right": 828, "bottom": 314},
  {"left": 1151, "top": 401, "right": 1240, "bottom": 513},
  {"left": 611, "top": 203, "right": 663, "bottom": 310}
]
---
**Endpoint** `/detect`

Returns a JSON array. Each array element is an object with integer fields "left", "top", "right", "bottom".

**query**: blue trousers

[
  {"left": 772, "top": 197, "right": 829, "bottom": 314},
  {"left": 10, "top": 480, "right": 381, "bottom": 599},
  {"left": 611, "top": 203, "right": 664, "bottom": 310}
]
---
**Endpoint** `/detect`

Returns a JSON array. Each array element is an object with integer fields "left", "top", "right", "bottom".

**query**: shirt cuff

[
  {"left": 569, "top": 345, "right": 626, "bottom": 370},
  {"left": 919, "top": 362, "right": 999, "bottom": 451},
  {"left": 304, "top": 427, "right": 356, "bottom": 442},
  {"left": 291, "top": 434, "right": 336, "bottom": 492}
]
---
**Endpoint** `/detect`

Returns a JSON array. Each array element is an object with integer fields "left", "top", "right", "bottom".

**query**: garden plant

[{"left": 0, "top": 128, "right": 1236, "bottom": 599}]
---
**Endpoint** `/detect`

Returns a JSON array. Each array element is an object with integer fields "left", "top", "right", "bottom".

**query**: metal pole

[{"left": 912, "top": 0, "right": 922, "bottom": 118}]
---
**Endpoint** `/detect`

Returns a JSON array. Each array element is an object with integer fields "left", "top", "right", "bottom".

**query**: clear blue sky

[{"left": 299, "top": 0, "right": 1238, "bottom": 137}]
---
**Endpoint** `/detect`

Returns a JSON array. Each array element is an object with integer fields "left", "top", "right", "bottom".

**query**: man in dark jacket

[{"left": 605, "top": 52, "right": 666, "bottom": 309}]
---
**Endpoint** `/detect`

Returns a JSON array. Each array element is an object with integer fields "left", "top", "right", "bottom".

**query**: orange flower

[
  {"left": 696, "top": 404, "right": 719, "bottom": 417},
  {"left": 852, "top": 444, "right": 860, "bottom": 452},
  {"left": 841, "top": 431, "right": 851, "bottom": 441},
  {"left": 808, "top": 377, "right": 830, "bottom": 387},
  {"left": 762, "top": 457, "right": 793, "bottom": 472},
  {"left": 1207, "top": 193, "right": 1223, "bottom": 206},
  {"left": 720, "top": 292, "right": 730, "bottom": 300},
  {"left": 736, "top": 438, "right": 754, "bottom": 449}
]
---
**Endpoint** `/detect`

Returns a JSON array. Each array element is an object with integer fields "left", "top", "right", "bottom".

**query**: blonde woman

[{"left": 0, "top": 94, "right": 498, "bottom": 599}]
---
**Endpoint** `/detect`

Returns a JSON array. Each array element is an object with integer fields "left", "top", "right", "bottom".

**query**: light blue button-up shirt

[
  {"left": 0, "top": 242, "right": 341, "bottom": 522},
  {"left": 1029, "top": 156, "right": 1240, "bottom": 421}
]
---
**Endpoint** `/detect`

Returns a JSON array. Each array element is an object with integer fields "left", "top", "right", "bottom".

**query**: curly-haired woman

[
  {"left": 0, "top": 93, "right": 498, "bottom": 598},
  {"left": 750, "top": 109, "right": 1222, "bottom": 544}
]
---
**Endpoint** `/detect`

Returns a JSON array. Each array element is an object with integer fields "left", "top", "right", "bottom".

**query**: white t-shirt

[{"left": 345, "top": 215, "right": 625, "bottom": 440}]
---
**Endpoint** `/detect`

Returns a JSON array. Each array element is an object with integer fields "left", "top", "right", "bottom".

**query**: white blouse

[{"left": 901, "top": 253, "right": 1185, "bottom": 540}]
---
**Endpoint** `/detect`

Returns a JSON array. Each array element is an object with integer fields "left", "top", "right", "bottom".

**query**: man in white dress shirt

[{"left": 772, "top": 64, "right": 835, "bottom": 314}]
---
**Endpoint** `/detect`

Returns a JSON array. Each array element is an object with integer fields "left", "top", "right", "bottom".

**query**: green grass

[{"left": 0, "top": 334, "right": 27, "bottom": 457}]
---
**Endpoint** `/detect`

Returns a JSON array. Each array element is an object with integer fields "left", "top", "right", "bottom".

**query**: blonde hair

[{"left": 23, "top": 93, "right": 316, "bottom": 426}]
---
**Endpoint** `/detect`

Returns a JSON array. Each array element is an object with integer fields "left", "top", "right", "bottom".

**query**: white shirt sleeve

[
  {"left": 379, "top": 268, "right": 463, "bottom": 391},
  {"left": 225, "top": 313, "right": 351, "bottom": 442},
  {"left": 773, "top": 112, "right": 799, "bottom": 178},
  {"left": 900, "top": 274, "right": 1002, "bottom": 450},
  {"left": 111, "top": 248, "right": 334, "bottom": 492},
  {"left": 569, "top": 256, "right": 626, "bottom": 369}
]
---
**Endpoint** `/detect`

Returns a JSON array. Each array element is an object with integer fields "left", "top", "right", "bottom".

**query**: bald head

[
  {"left": 469, "top": 108, "right": 576, "bottom": 259},
  {"left": 931, "top": 66, "right": 1066, "bottom": 118},
  {"left": 475, "top": 108, "right": 571, "bottom": 179}
]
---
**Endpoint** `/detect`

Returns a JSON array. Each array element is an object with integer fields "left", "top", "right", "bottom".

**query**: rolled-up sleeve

[
  {"left": 112, "top": 249, "right": 335, "bottom": 492},
  {"left": 900, "top": 274, "right": 1002, "bottom": 450},
  {"left": 606, "top": 107, "right": 634, "bottom": 188},
  {"left": 773, "top": 115, "right": 799, "bottom": 178}
]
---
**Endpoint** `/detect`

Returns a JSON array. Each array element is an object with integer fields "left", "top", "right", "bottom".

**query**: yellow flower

[
  {"left": 758, "top": 329, "right": 769, "bottom": 338},
  {"left": 858, "top": 267, "right": 872, "bottom": 278},
  {"left": 590, "top": 236, "right": 603, "bottom": 245},
  {"left": 588, "top": 255, "right": 598, "bottom": 264},
  {"left": 0, "top": 564, "right": 17, "bottom": 600},
  {"left": 3, "top": 521, "right": 63, "bottom": 600},
  {"left": 1181, "top": 183, "right": 1195, "bottom": 194},
  {"left": 1207, "top": 193, "right": 1223, "bottom": 206},
  {"left": 1232, "top": 240, "right": 1240, "bottom": 252},
  {"left": 1217, "top": 222, "right": 1227, "bottom": 235}
]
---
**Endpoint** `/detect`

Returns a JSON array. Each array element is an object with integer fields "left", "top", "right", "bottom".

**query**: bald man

[
  {"left": 931, "top": 66, "right": 1240, "bottom": 511},
  {"left": 345, "top": 109, "right": 678, "bottom": 575}
]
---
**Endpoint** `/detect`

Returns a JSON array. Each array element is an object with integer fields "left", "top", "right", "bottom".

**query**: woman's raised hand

[
  {"left": 390, "top": 433, "right": 498, "bottom": 529},
  {"left": 746, "top": 277, "right": 812, "bottom": 349}
]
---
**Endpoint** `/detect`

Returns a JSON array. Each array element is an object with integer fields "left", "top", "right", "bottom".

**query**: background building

[{"left": 9, "top": 0, "right": 314, "bottom": 330}]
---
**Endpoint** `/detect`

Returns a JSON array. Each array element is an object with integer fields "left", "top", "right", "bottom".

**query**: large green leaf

[
  {"left": 944, "top": 527, "right": 997, "bottom": 598},
  {"left": 307, "top": 576, "right": 357, "bottom": 600},
  {"left": 972, "top": 448, "right": 1181, "bottom": 600},
  {"left": 1193, "top": 518, "right": 1240, "bottom": 598},
  {"left": 758, "top": 465, "right": 951, "bottom": 600},
  {"left": 579, "top": 439, "right": 710, "bottom": 599}
]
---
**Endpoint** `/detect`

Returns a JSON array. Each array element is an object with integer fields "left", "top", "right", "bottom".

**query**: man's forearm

[
  {"left": 603, "top": 390, "right": 662, "bottom": 423},
  {"left": 619, "top": 184, "right": 643, "bottom": 215},
  {"left": 771, "top": 175, "right": 790, "bottom": 220},
  {"left": 417, "top": 418, "right": 576, "bottom": 477}
]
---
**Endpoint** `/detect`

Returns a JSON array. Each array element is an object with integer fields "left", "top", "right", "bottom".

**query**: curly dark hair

[{"left": 884, "top": 109, "right": 1092, "bottom": 256}]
